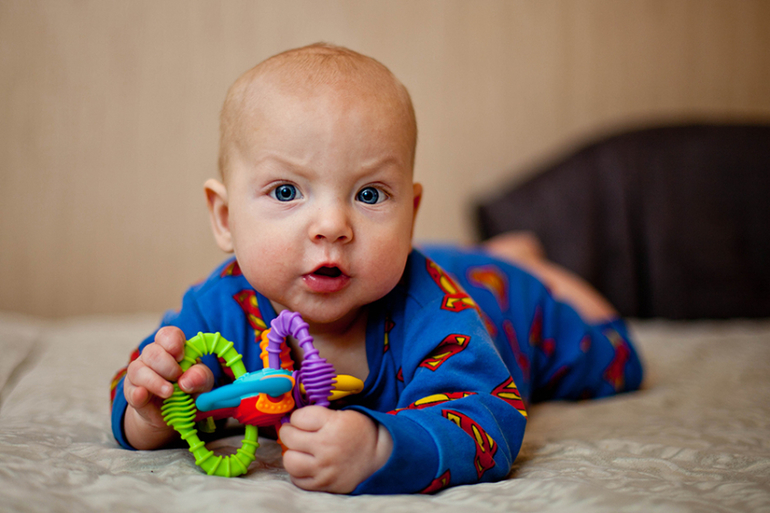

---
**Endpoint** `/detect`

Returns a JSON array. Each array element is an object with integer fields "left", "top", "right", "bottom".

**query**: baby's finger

[
  {"left": 278, "top": 422, "right": 321, "bottom": 456},
  {"left": 139, "top": 343, "right": 183, "bottom": 382},
  {"left": 123, "top": 379, "right": 150, "bottom": 409},
  {"left": 126, "top": 359, "right": 175, "bottom": 399},
  {"left": 282, "top": 448, "right": 318, "bottom": 479},
  {"left": 178, "top": 363, "right": 214, "bottom": 394},
  {"left": 285, "top": 456, "right": 340, "bottom": 492},
  {"left": 288, "top": 405, "right": 331, "bottom": 432},
  {"left": 154, "top": 326, "right": 187, "bottom": 362}
]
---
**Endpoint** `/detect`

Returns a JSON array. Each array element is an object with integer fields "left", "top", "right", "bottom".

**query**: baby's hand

[
  {"left": 279, "top": 407, "right": 393, "bottom": 493},
  {"left": 123, "top": 326, "right": 214, "bottom": 449}
]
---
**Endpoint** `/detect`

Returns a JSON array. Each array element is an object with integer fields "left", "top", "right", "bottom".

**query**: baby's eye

[
  {"left": 356, "top": 186, "right": 384, "bottom": 205},
  {"left": 270, "top": 184, "right": 301, "bottom": 202}
]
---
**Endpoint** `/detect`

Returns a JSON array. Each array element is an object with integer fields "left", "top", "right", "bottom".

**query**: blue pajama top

[{"left": 110, "top": 246, "right": 643, "bottom": 494}]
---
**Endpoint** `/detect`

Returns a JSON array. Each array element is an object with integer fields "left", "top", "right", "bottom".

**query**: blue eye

[
  {"left": 272, "top": 184, "right": 299, "bottom": 202},
  {"left": 357, "top": 187, "right": 382, "bottom": 205}
]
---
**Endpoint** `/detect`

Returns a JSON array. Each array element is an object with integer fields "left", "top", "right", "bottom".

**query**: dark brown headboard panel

[{"left": 476, "top": 123, "right": 770, "bottom": 319}]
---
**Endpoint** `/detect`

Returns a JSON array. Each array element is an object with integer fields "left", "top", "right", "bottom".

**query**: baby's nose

[{"left": 309, "top": 206, "right": 353, "bottom": 243}]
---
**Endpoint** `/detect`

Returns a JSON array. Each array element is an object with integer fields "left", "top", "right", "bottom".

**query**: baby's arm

[
  {"left": 482, "top": 232, "right": 618, "bottom": 323},
  {"left": 123, "top": 327, "right": 215, "bottom": 450},
  {"left": 279, "top": 406, "right": 393, "bottom": 493}
]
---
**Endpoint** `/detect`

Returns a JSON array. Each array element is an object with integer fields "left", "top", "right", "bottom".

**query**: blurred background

[{"left": 1, "top": 0, "right": 769, "bottom": 317}]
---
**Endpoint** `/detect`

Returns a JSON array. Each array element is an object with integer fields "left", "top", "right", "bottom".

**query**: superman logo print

[
  {"left": 220, "top": 260, "right": 243, "bottom": 277},
  {"left": 443, "top": 410, "right": 498, "bottom": 479},
  {"left": 232, "top": 290, "right": 268, "bottom": 340},
  {"left": 419, "top": 334, "right": 470, "bottom": 372},
  {"left": 426, "top": 259, "right": 478, "bottom": 313},
  {"left": 388, "top": 391, "right": 477, "bottom": 414},
  {"left": 467, "top": 265, "right": 509, "bottom": 311},
  {"left": 491, "top": 377, "right": 527, "bottom": 418},
  {"left": 603, "top": 329, "right": 631, "bottom": 391},
  {"left": 420, "top": 470, "right": 451, "bottom": 494}
]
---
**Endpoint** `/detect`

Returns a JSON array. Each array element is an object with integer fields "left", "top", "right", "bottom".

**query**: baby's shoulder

[
  {"left": 189, "top": 258, "right": 250, "bottom": 294},
  {"left": 178, "top": 257, "right": 261, "bottom": 318},
  {"left": 394, "top": 248, "right": 487, "bottom": 323},
  {"left": 396, "top": 249, "right": 454, "bottom": 309},
  {"left": 403, "top": 246, "right": 514, "bottom": 304},
  {"left": 164, "top": 257, "right": 269, "bottom": 342}
]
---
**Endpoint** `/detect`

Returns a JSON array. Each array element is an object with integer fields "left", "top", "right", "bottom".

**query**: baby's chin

[
  {"left": 269, "top": 297, "right": 366, "bottom": 330},
  {"left": 298, "top": 305, "right": 364, "bottom": 329}
]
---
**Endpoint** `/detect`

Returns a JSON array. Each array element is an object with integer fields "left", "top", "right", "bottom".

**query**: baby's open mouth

[
  {"left": 304, "top": 265, "right": 350, "bottom": 293},
  {"left": 313, "top": 266, "right": 343, "bottom": 278}
]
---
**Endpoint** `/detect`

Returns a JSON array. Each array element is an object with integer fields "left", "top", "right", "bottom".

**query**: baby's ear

[
  {"left": 204, "top": 179, "right": 234, "bottom": 253},
  {"left": 411, "top": 182, "right": 423, "bottom": 234}
]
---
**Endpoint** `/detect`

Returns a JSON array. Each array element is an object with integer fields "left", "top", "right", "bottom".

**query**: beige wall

[{"left": 1, "top": 0, "right": 769, "bottom": 317}]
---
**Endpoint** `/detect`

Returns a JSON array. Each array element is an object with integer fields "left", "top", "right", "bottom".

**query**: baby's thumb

[{"left": 178, "top": 364, "right": 214, "bottom": 394}]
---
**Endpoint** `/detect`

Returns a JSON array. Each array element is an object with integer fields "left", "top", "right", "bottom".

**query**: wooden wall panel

[{"left": 1, "top": 0, "right": 768, "bottom": 316}]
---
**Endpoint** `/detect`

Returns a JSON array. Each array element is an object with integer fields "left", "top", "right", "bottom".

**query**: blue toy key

[{"left": 195, "top": 368, "right": 295, "bottom": 412}]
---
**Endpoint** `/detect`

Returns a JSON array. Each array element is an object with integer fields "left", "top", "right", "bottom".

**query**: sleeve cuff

[
  {"left": 111, "top": 378, "right": 137, "bottom": 450},
  {"left": 347, "top": 407, "right": 439, "bottom": 495}
]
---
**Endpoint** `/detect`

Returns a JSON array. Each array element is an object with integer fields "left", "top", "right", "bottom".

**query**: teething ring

[
  {"left": 160, "top": 332, "right": 258, "bottom": 477},
  {"left": 160, "top": 310, "right": 338, "bottom": 477}
]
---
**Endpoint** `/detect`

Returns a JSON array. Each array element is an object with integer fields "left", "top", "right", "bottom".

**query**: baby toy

[{"left": 161, "top": 310, "right": 363, "bottom": 477}]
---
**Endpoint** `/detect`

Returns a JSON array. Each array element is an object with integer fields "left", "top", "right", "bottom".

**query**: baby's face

[{"left": 218, "top": 83, "right": 420, "bottom": 328}]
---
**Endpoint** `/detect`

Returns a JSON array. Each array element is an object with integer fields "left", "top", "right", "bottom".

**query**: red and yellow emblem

[
  {"left": 383, "top": 316, "right": 395, "bottom": 353},
  {"left": 503, "top": 320, "right": 530, "bottom": 383},
  {"left": 491, "top": 377, "right": 527, "bottom": 418},
  {"left": 603, "top": 329, "right": 630, "bottom": 391},
  {"left": 232, "top": 290, "right": 268, "bottom": 340},
  {"left": 467, "top": 265, "right": 509, "bottom": 311},
  {"left": 443, "top": 410, "right": 498, "bottom": 479},
  {"left": 529, "top": 307, "right": 542, "bottom": 346},
  {"left": 389, "top": 391, "right": 476, "bottom": 414},
  {"left": 529, "top": 307, "right": 555, "bottom": 356},
  {"left": 426, "top": 259, "right": 478, "bottom": 313},
  {"left": 419, "top": 334, "right": 470, "bottom": 371},
  {"left": 220, "top": 260, "right": 243, "bottom": 277},
  {"left": 421, "top": 470, "right": 451, "bottom": 494}
]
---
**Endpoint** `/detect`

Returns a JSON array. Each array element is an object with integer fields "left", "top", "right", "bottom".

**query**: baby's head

[
  {"left": 205, "top": 43, "right": 422, "bottom": 328},
  {"left": 218, "top": 43, "right": 417, "bottom": 183}
]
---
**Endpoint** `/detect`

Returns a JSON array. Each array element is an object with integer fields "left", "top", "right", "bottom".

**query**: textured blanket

[{"left": 1, "top": 313, "right": 769, "bottom": 512}]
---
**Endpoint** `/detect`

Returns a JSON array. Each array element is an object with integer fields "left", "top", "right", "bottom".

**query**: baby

[{"left": 110, "top": 43, "right": 643, "bottom": 495}]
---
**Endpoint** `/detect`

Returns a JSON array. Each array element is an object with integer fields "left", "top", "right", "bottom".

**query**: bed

[
  {"left": 1, "top": 312, "right": 769, "bottom": 512},
  {"left": 3, "top": 123, "right": 769, "bottom": 512}
]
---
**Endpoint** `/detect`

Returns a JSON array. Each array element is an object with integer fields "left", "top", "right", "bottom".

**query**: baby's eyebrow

[
  {"left": 251, "top": 152, "right": 309, "bottom": 171},
  {"left": 352, "top": 155, "right": 410, "bottom": 183},
  {"left": 248, "top": 150, "right": 409, "bottom": 185},
  {"left": 358, "top": 154, "right": 403, "bottom": 172},
  {"left": 248, "top": 153, "right": 320, "bottom": 183}
]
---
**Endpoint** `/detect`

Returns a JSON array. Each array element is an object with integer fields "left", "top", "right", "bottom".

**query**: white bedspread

[{"left": 1, "top": 313, "right": 768, "bottom": 512}]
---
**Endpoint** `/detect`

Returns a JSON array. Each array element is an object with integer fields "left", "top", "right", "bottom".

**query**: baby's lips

[
  {"left": 302, "top": 272, "right": 351, "bottom": 293},
  {"left": 309, "top": 261, "right": 349, "bottom": 278},
  {"left": 313, "top": 265, "right": 344, "bottom": 278}
]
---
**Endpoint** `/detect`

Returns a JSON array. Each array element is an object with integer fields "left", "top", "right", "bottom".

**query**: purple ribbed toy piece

[{"left": 266, "top": 310, "right": 336, "bottom": 408}]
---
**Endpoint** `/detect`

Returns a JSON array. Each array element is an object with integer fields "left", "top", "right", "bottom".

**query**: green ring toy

[{"left": 160, "top": 332, "right": 258, "bottom": 477}]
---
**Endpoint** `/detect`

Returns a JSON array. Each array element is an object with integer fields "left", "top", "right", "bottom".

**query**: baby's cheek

[
  {"left": 364, "top": 242, "right": 410, "bottom": 295},
  {"left": 235, "top": 232, "right": 283, "bottom": 272}
]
